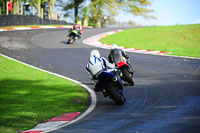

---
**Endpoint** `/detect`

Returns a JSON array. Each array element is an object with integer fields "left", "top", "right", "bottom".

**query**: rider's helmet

[
  {"left": 90, "top": 50, "right": 100, "bottom": 58},
  {"left": 77, "top": 21, "right": 82, "bottom": 26},
  {"left": 111, "top": 44, "right": 118, "bottom": 49}
]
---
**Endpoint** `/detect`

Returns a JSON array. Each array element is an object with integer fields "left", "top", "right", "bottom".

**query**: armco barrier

[{"left": 0, "top": 15, "right": 71, "bottom": 27}]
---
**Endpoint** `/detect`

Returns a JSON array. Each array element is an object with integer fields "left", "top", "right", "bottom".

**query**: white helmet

[
  {"left": 111, "top": 44, "right": 118, "bottom": 49},
  {"left": 90, "top": 50, "right": 100, "bottom": 58}
]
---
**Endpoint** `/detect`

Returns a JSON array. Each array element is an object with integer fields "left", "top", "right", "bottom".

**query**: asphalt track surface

[{"left": 0, "top": 28, "right": 200, "bottom": 133}]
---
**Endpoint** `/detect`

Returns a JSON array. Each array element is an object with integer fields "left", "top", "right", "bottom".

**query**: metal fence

[{"left": 0, "top": 15, "right": 70, "bottom": 27}]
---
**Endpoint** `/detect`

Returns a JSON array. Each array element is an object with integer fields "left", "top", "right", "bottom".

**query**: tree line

[
  {"left": 0, "top": 0, "right": 55, "bottom": 19},
  {"left": 0, "top": 0, "right": 154, "bottom": 27},
  {"left": 57, "top": 0, "right": 154, "bottom": 27}
]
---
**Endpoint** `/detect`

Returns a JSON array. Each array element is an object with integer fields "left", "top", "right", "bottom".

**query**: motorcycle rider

[
  {"left": 69, "top": 21, "right": 83, "bottom": 39},
  {"left": 108, "top": 44, "right": 134, "bottom": 74},
  {"left": 86, "top": 50, "right": 116, "bottom": 92}
]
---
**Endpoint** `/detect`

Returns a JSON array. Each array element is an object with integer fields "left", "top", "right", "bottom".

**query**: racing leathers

[
  {"left": 70, "top": 24, "right": 83, "bottom": 39},
  {"left": 108, "top": 48, "right": 134, "bottom": 74},
  {"left": 86, "top": 55, "right": 115, "bottom": 92}
]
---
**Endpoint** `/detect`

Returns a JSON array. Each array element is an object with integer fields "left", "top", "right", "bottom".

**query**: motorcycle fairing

[
  {"left": 117, "top": 61, "right": 128, "bottom": 68},
  {"left": 97, "top": 71, "right": 125, "bottom": 95},
  {"left": 72, "top": 30, "right": 78, "bottom": 35}
]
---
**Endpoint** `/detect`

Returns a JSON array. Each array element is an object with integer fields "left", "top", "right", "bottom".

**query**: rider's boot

[{"left": 94, "top": 83, "right": 101, "bottom": 92}]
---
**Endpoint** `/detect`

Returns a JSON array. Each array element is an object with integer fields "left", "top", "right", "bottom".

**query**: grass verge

[
  {"left": 100, "top": 24, "right": 200, "bottom": 58},
  {"left": 0, "top": 55, "right": 88, "bottom": 133}
]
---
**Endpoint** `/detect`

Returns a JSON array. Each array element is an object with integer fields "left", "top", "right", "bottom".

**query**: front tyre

[
  {"left": 67, "top": 34, "right": 74, "bottom": 44},
  {"left": 106, "top": 82, "right": 126, "bottom": 105}
]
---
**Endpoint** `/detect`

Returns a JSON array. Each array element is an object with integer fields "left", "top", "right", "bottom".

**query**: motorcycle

[
  {"left": 97, "top": 69, "right": 126, "bottom": 105},
  {"left": 66, "top": 29, "right": 79, "bottom": 44},
  {"left": 109, "top": 49, "right": 134, "bottom": 86}
]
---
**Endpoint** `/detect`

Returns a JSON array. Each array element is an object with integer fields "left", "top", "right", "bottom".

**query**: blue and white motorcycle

[{"left": 97, "top": 69, "right": 126, "bottom": 105}]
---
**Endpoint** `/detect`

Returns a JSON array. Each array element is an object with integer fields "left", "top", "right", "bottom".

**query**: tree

[
  {"left": 13, "top": 0, "right": 19, "bottom": 14},
  {"left": 32, "top": 0, "right": 41, "bottom": 17},
  {"left": 32, "top": 0, "right": 52, "bottom": 18},
  {"left": 89, "top": 0, "right": 122, "bottom": 27},
  {"left": 80, "top": 7, "right": 89, "bottom": 27},
  {"left": 0, "top": 0, "right": 8, "bottom": 14},
  {"left": 120, "top": 0, "right": 153, "bottom": 16},
  {"left": 48, "top": 0, "right": 55, "bottom": 19},
  {"left": 0, "top": 0, "right": 55, "bottom": 20},
  {"left": 55, "top": 0, "right": 153, "bottom": 27},
  {"left": 61, "top": 0, "right": 84, "bottom": 23},
  {"left": 33, "top": 0, "right": 47, "bottom": 18},
  {"left": 90, "top": 0, "right": 153, "bottom": 27}
]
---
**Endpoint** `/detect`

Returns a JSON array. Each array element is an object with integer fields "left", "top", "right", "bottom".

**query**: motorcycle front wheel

[
  {"left": 106, "top": 82, "right": 126, "bottom": 105},
  {"left": 67, "top": 34, "right": 75, "bottom": 44}
]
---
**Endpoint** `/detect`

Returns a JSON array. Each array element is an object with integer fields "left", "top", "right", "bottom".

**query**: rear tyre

[
  {"left": 121, "top": 68, "right": 134, "bottom": 86},
  {"left": 106, "top": 82, "right": 126, "bottom": 105}
]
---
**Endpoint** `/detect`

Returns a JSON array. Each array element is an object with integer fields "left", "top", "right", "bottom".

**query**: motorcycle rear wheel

[{"left": 121, "top": 68, "right": 134, "bottom": 86}]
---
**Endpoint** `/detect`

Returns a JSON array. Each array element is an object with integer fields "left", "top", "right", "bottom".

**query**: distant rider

[
  {"left": 8, "top": 0, "right": 13, "bottom": 15},
  {"left": 108, "top": 44, "right": 134, "bottom": 74},
  {"left": 86, "top": 50, "right": 115, "bottom": 92},
  {"left": 70, "top": 21, "right": 83, "bottom": 39}
]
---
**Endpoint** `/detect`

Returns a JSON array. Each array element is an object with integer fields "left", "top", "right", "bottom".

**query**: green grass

[
  {"left": 100, "top": 24, "right": 200, "bottom": 58},
  {"left": 0, "top": 55, "right": 88, "bottom": 133}
]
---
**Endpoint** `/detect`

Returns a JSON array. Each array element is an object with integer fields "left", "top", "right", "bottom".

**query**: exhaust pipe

[{"left": 113, "top": 77, "right": 118, "bottom": 82}]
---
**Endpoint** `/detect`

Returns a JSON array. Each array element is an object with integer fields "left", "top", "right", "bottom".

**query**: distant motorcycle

[
  {"left": 66, "top": 29, "right": 79, "bottom": 44},
  {"left": 109, "top": 49, "right": 134, "bottom": 85},
  {"left": 97, "top": 69, "right": 126, "bottom": 105}
]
